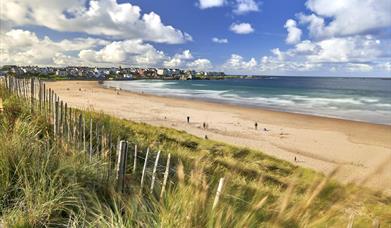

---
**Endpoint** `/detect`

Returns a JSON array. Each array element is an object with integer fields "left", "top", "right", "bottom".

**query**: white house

[
  {"left": 55, "top": 69, "right": 67, "bottom": 77},
  {"left": 157, "top": 68, "right": 169, "bottom": 76},
  {"left": 123, "top": 74, "right": 133, "bottom": 79}
]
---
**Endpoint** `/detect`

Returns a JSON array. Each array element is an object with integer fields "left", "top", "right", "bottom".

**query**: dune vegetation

[{"left": 0, "top": 78, "right": 390, "bottom": 227}]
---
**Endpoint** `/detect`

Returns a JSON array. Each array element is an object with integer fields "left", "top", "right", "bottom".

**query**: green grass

[{"left": 0, "top": 83, "right": 390, "bottom": 227}]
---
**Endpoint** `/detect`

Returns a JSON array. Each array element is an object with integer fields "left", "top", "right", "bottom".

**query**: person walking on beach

[
  {"left": 187, "top": 116, "right": 190, "bottom": 123},
  {"left": 254, "top": 122, "right": 258, "bottom": 130}
]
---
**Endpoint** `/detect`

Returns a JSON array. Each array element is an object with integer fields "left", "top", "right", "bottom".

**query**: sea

[{"left": 103, "top": 77, "right": 391, "bottom": 125}]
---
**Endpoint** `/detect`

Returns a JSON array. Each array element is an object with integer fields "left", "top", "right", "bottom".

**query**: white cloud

[
  {"left": 284, "top": 19, "right": 302, "bottom": 44},
  {"left": 256, "top": 35, "right": 384, "bottom": 74},
  {"left": 300, "top": 0, "right": 391, "bottom": 38},
  {"left": 346, "top": 63, "right": 373, "bottom": 72},
  {"left": 79, "top": 40, "right": 166, "bottom": 66},
  {"left": 176, "top": 50, "right": 193, "bottom": 60},
  {"left": 163, "top": 50, "right": 194, "bottom": 68},
  {"left": 223, "top": 54, "right": 257, "bottom": 72},
  {"left": 294, "top": 40, "right": 319, "bottom": 54},
  {"left": 377, "top": 62, "right": 391, "bottom": 72},
  {"left": 187, "top": 59, "right": 213, "bottom": 71},
  {"left": 0, "top": 29, "right": 108, "bottom": 66},
  {"left": 212, "top": 37, "right": 228, "bottom": 43},
  {"left": 230, "top": 23, "right": 254, "bottom": 34},
  {"left": 1, "top": 0, "right": 192, "bottom": 44},
  {"left": 305, "top": 36, "right": 382, "bottom": 63},
  {"left": 163, "top": 58, "right": 182, "bottom": 68},
  {"left": 271, "top": 48, "right": 285, "bottom": 61},
  {"left": 198, "top": 0, "right": 225, "bottom": 9},
  {"left": 233, "top": 0, "right": 259, "bottom": 15},
  {"left": 251, "top": 0, "right": 391, "bottom": 75},
  {"left": 0, "top": 28, "right": 211, "bottom": 70}
]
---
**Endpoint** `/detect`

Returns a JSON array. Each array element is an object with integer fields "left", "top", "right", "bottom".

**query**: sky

[{"left": 0, "top": 0, "right": 390, "bottom": 76}]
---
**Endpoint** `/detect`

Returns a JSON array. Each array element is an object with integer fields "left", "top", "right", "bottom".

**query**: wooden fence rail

[{"left": 3, "top": 75, "right": 379, "bottom": 225}]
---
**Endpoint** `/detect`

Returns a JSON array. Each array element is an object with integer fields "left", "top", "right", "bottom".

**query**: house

[
  {"left": 55, "top": 69, "right": 67, "bottom": 77},
  {"left": 157, "top": 68, "right": 169, "bottom": 76},
  {"left": 123, "top": 74, "right": 133, "bottom": 79}
]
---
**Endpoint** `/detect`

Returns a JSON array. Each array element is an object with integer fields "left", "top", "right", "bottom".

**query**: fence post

[
  {"left": 78, "top": 114, "right": 82, "bottom": 149},
  {"left": 212, "top": 177, "right": 225, "bottom": 209},
  {"left": 150, "top": 150, "right": 161, "bottom": 193},
  {"left": 140, "top": 147, "right": 150, "bottom": 191},
  {"left": 30, "top": 78, "right": 34, "bottom": 113},
  {"left": 63, "top": 103, "right": 68, "bottom": 140},
  {"left": 60, "top": 101, "right": 63, "bottom": 138},
  {"left": 116, "top": 140, "right": 128, "bottom": 193},
  {"left": 160, "top": 153, "right": 171, "bottom": 199},
  {"left": 43, "top": 83, "right": 46, "bottom": 108},
  {"left": 107, "top": 132, "right": 113, "bottom": 179},
  {"left": 54, "top": 101, "right": 59, "bottom": 137},
  {"left": 372, "top": 218, "right": 379, "bottom": 228},
  {"left": 38, "top": 80, "right": 42, "bottom": 111},
  {"left": 133, "top": 145, "right": 137, "bottom": 173},
  {"left": 83, "top": 116, "right": 86, "bottom": 152},
  {"left": 89, "top": 118, "right": 93, "bottom": 160},
  {"left": 347, "top": 213, "right": 355, "bottom": 228},
  {"left": 48, "top": 88, "right": 51, "bottom": 113}
]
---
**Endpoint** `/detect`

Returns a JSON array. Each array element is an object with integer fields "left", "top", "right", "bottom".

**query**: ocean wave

[{"left": 103, "top": 80, "right": 391, "bottom": 125}]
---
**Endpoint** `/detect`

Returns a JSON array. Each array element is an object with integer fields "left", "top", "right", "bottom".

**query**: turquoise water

[{"left": 104, "top": 77, "right": 391, "bottom": 125}]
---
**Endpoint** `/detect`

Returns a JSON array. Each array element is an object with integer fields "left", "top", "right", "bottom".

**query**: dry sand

[{"left": 46, "top": 80, "right": 391, "bottom": 192}]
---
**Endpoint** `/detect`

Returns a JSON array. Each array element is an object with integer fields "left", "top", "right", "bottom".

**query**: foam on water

[{"left": 104, "top": 78, "right": 391, "bottom": 125}]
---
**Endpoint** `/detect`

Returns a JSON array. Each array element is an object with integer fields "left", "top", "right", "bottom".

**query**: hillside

[{"left": 0, "top": 77, "right": 390, "bottom": 227}]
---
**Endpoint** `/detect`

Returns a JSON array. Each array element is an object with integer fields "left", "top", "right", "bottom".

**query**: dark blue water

[{"left": 104, "top": 77, "right": 391, "bottom": 125}]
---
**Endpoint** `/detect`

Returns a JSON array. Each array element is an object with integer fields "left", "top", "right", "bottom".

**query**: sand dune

[{"left": 46, "top": 80, "right": 391, "bottom": 192}]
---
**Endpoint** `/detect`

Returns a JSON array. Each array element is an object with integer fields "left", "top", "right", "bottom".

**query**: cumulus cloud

[
  {"left": 230, "top": 23, "right": 254, "bottom": 34},
  {"left": 0, "top": 29, "right": 173, "bottom": 67},
  {"left": 0, "top": 29, "right": 108, "bottom": 66},
  {"left": 79, "top": 40, "right": 166, "bottom": 66},
  {"left": 304, "top": 36, "right": 382, "bottom": 63},
  {"left": 187, "top": 59, "right": 213, "bottom": 71},
  {"left": 0, "top": 28, "right": 211, "bottom": 69},
  {"left": 176, "top": 50, "right": 193, "bottom": 60},
  {"left": 300, "top": 0, "right": 391, "bottom": 39},
  {"left": 284, "top": 19, "right": 302, "bottom": 44},
  {"left": 212, "top": 37, "right": 228, "bottom": 43},
  {"left": 1, "top": 0, "right": 192, "bottom": 44},
  {"left": 163, "top": 50, "right": 194, "bottom": 68},
  {"left": 256, "top": 35, "right": 385, "bottom": 73},
  {"left": 233, "top": 0, "right": 259, "bottom": 15},
  {"left": 198, "top": 0, "right": 225, "bottom": 9},
  {"left": 249, "top": 0, "right": 391, "bottom": 75},
  {"left": 222, "top": 54, "right": 257, "bottom": 71}
]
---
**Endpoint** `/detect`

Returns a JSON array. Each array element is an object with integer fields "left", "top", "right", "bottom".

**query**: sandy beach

[{"left": 46, "top": 80, "right": 391, "bottom": 192}]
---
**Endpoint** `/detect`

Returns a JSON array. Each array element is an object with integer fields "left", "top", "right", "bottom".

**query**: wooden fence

[
  {"left": 1, "top": 76, "right": 383, "bottom": 226},
  {"left": 1, "top": 76, "right": 225, "bottom": 206}
]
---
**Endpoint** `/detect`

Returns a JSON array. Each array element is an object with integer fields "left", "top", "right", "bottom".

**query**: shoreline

[
  {"left": 105, "top": 83, "right": 391, "bottom": 127},
  {"left": 46, "top": 80, "right": 391, "bottom": 192}
]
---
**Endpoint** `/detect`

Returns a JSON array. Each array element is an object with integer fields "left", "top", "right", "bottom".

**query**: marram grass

[{"left": 0, "top": 84, "right": 390, "bottom": 227}]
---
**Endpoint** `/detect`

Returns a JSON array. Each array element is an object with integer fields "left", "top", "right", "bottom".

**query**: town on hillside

[{"left": 0, "top": 65, "right": 228, "bottom": 80}]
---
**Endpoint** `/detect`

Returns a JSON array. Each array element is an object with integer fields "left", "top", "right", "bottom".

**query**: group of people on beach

[{"left": 186, "top": 116, "right": 299, "bottom": 162}]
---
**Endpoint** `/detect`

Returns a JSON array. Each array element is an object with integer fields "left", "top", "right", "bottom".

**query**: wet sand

[{"left": 46, "top": 80, "right": 391, "bottom": 192}]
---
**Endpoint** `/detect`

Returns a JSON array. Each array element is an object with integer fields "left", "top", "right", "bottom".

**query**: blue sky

[{"left": 1, "top": 0, "right": 390, "bottom": 76}]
